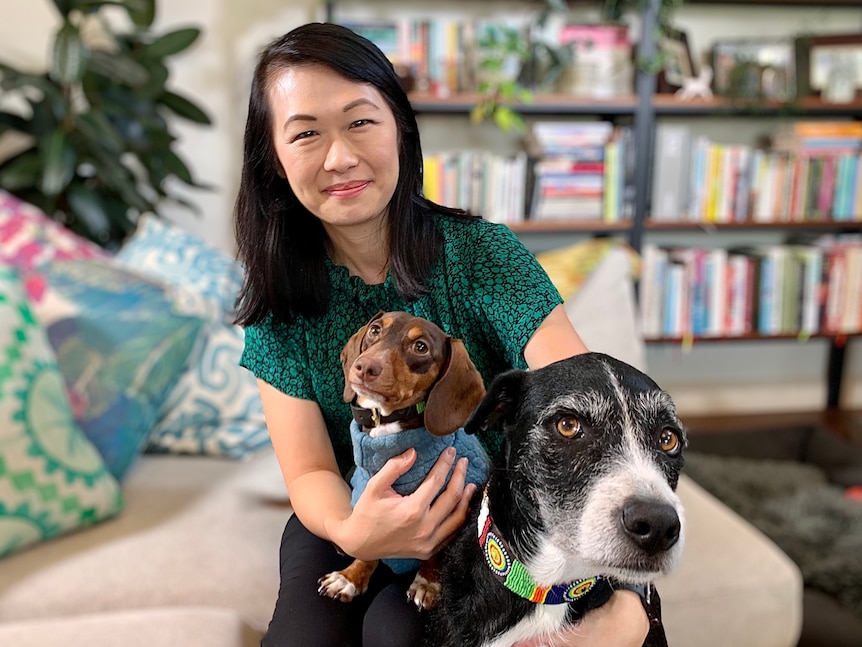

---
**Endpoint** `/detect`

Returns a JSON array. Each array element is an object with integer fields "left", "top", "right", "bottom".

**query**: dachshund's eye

[
  {"left": 556, "top": 416, "right": 582, "bottom": 439},
  {"left": 413, "top": 340, "right": 429, "bottom": 354},
  {"left": 367, "top": 323, "right": 382, "bottom": 338},
  {"left": 659, "top": 429, "right": 681, "bottom": 455}
]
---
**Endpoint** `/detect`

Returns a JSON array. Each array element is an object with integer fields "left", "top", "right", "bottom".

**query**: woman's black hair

[{"left": 233, "top": 22, "right": 471, "bottom": 327}]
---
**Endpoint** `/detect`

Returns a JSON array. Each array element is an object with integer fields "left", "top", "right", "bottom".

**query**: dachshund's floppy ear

[
  {"left": 340, "top": 311, "right": 385, "bottom": 402},
  {"left": 424, "top": 339, "right": 486, "bottom": 437},
  {"left": 464, "top": 369, "right": 526, "bottom": 436}
]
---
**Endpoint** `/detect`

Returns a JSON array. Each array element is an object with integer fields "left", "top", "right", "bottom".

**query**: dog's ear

[
  {"left": 464, "top": 369, "right": 526, "bottom": 435},
  {"left": 340, "top": 311, "right": 385, "bottom": 402},
  {"left": 424, "top": 338, "right": 486, "bottom": 437}
]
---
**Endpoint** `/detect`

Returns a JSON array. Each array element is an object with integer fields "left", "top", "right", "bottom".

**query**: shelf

[
  {"left": 645, "top": 220, "right": 862, "bottom": 231},
  {"left": 652, "top": 95, "right": 862, "bottom": 118},
  {"left": 409, "top": 93, "right": 639, "bottom": 116},
  {"left": 507, "top": 219, "right": 631, "bottom": 233},
  {"left": 646, "top": 332, "right": 861, "bottom": 344},
  {"left": 683, "top": 409, "right": 862, "bottom": 445}
]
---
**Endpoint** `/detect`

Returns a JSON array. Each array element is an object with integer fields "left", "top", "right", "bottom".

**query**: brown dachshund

[{"left": 317, "top": 311, "right": 490, "bottom": 610}]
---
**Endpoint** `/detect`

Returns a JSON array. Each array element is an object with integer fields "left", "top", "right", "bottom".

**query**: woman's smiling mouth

[{"left": 326, "top": 181, "right": 370, "bottom": 198}]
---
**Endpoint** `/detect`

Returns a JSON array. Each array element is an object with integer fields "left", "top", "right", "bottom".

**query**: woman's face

[{"left": 269, "top": 64, "right": 400, "bottom": 229}]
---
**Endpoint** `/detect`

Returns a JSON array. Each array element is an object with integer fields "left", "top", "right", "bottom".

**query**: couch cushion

[
  {"left": 658, "top": 475, "right": 803, "bottom": 647},
  {"left": 0, "top": 449, "right": 287, "bottom": 633},
  {"left": 0, "top": 267, "right": 123, "bottom": 558},
  {"left": 22, "top": 259, "right": 205, "bottom": 480},
  {"left": 115, "top": 215, "right": 269, "bottom": 459}
]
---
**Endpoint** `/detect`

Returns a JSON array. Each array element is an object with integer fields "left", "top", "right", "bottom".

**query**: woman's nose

[{"left": 324, "top": 136, "right": 359, "bottom": 172}]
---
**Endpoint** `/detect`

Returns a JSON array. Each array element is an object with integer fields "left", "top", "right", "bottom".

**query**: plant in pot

[{"left": 0, "top": 0, "right": 211, "bottom": 248}]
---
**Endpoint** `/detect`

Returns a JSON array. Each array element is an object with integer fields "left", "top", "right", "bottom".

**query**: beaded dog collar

[{"left": 478, "top": 488, "right": 603, "bottom": 605}]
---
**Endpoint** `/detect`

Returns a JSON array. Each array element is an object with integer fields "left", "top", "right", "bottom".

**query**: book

[{"left": 650, "top": 124, "right": 692, "bottom": 221}]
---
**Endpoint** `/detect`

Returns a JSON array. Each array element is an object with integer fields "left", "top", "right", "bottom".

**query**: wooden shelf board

[
  {"left": 652, "top": 95, "right": 862, "bottom": 117},
  {"left": 508, "top": 220, "right": 631, "bottom": 233},
  {"left": 409, "top": 93, "right": 639, "bottom": 115},
  {"left": 645, "top": 220, "right": 862, "bottom": 231},
  {"left": 645, "top": 332, "right": 860, "bottom": 344},
  {"left": 683, "top": 409, "right": 862, "bottom": 444}
]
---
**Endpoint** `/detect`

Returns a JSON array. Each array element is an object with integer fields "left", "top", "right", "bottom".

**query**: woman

[{"left": 235, "top": 22, "right": 649, "bottom": 647}]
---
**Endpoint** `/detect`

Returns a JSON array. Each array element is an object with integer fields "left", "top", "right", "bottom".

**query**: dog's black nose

[{"left": 620, "top": 499, "right": 681, "bottom": 555}]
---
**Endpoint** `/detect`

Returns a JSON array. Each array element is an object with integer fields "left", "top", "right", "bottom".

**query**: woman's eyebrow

[{"left": 283, "top": 98, "right": 380, "bottom": 131}]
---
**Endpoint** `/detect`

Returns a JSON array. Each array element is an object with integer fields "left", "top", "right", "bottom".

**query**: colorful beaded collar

[{"left": 478, "top": 488, "right": 603, "bottom": 605}]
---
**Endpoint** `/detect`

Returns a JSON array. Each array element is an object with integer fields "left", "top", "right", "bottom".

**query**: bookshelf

[{"left": 325, "top": 0, "right": 862, "bottom": 431}]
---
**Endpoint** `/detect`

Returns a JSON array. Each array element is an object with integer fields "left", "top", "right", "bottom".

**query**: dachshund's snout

[
  {"left": 352, "top": 357, "right": 383, "bottom": 384},
  {"left": 620, "top": 498, "right": 681, "bottom": 555}
]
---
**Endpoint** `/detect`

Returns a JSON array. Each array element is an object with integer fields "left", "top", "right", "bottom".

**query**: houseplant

[
  {"left": 471, "top": 0, "right": 684, "bottom": 132},
  {"left": 0, "top": 0, "right": 211, "bottom": 248}
]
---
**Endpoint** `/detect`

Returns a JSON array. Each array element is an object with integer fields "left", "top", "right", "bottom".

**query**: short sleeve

[
  {"left": 239, "top": 315, "right": 316, "bottom": 401},
  {"left": 459, "top": 221, "right": 563, "bottom": 365}
]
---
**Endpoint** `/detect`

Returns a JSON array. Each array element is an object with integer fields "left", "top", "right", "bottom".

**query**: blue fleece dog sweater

[{"left": 349, "top": 419, "right": 490, "bottom": 573}]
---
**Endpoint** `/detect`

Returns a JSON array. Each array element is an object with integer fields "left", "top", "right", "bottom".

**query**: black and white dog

[{"left": 428, "top": 353, "right": 686, "bottom": 647}]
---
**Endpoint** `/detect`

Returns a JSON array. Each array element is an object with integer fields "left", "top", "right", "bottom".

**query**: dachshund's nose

[{"left": 353, "top": 357, "right": 382, "bottom": 383}]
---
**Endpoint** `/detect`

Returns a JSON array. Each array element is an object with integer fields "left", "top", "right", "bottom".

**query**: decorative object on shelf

[
  {"left": 711, "top": 38, "right": 796, "bottom": 102},
  {"left": 657, "top": 28, "right": 695, "bottom": 93},
  {"left": 675, "top": 64, "right": 714, "bottom": 101},
  {"left": 795, "top": 33, "right": 862, "bottom": 103},
  {"left": 558, "top": 23, "right": 634, "bottom": 99},
  {"left": 0, "top": 0, "right": 212, "bottom": 248}
]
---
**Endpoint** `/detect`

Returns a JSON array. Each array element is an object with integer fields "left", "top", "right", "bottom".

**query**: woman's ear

[{"left": 424, "top": 339, "right": 486, "bottom": 436}]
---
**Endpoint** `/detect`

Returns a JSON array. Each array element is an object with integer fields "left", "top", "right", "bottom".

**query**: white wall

[{"left": 2, "top": 0, "right": 860, "bottom": 417}]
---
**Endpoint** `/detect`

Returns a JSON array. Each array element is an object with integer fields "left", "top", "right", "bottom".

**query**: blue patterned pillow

[
  {"left": 0, "top": 267, "right": 123, "bottom": 557},
  {"left": 115, "top": 214, "right": 244, "bottom": 321},
  {"left": 116, "top": 217, "right": 270, "bottom": 459},
  {"left": 23, "top": 260, "right": 205, "bottom": 480}
]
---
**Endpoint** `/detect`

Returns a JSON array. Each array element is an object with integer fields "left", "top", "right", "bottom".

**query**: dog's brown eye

[
  {"left": 659, "top": 429, "right": 681, "bottom": 454},
  {"left": 413, "top": 340, "right": 428, "bottom": 354},
  {"left": 367, "top": 323, "right": 381, "bottom": 338},
  {"left": 557, "top": 416, "right": 582, "bottom": 439}
]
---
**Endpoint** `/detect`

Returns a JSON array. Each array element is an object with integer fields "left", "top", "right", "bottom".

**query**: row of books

[
  {"left": 421, "top": 122, "right": 634, "bottom": 223},
  {"left": 422, "top": 151, "right": 528, "bottom": 225},
  {"left": 650, "top": 121, "right": 862, "bottom": 224},
  {"left": 528, "top": 122, "right": 633, "bottom": 223},
  {"left": 343, "top": 18, "right": 634, "bottom": 98},
  {"left": 639, "top": 235, "right": 862, "bottom": 340}
]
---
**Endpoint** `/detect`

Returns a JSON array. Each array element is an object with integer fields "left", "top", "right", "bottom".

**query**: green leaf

[
  {"left": 144, "top": 28, "right": 201, "bottom": 60},
  {"left": 67, "top": 183, "right": 131, "bottom": 242},
  {"left": 160, "top": 91, "right": 211, "bottom": 125},
  {"left": 160, "top": 149, "right": 193, "bottom": 185},
  {"left": 51, "top": 22, "right": 89, "bottom": 84},
  {"left": 49, "top": 0, "right": 75, "bottom": 18},
  {"left": 0, "top": 151, "right": 42, "bottom": 191},
  {"left": 88, "top": 49, "right": 149, "bottom": 86},
  {"left": 74, "top": 111, "right": 125, "bottom": 154},
  {"left": 40, "top": 129, "right": 77, "bottom": 196},
  {"left": 124, "top": 0, "right": 156, "bottom": 28}
]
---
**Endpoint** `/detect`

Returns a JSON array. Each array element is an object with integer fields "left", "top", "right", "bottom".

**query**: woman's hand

[
  {"left": 512, "top": 590, "right": 650, "bottom": 647},
  {"left": 335, "top": 446, "right": 476, "bottom": 561}
]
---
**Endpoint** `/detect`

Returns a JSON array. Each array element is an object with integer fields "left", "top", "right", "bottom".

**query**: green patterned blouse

[{"left": 240, "top": 214, "right": 562, "bottom": 475}]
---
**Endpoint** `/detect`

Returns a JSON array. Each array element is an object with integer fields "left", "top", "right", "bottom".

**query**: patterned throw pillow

[
  {"left": 22, "top": 260, "right": 206, "bottom": 480},
  {"left": 116, "top": 216, "right": 270, "bottom": 459},
  {"left": 115, "top": 214, "right": 243, "bottom": 320},
  {"left": 0, "top": 190, "right": 110, "bottom": 274},
  {"left": 0, "top": 267, "right": 123, "bottom": 559}
]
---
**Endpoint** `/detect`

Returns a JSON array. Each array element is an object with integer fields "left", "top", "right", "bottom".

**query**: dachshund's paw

[
  {"left": 407, "top": 573, "right": 441, "bottom": 611},
  {"left": 317, "top": 572, "right": 358, "bottom": 602}
]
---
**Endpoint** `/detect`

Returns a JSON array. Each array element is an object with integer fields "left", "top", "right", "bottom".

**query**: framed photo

[
  {"left": 658, "top": 29, "right": 695, "bottom": 93},
  {"left": 795, "top": 33, "right": 862, "bottom": 102},
  {"left": 711, "top": 38, "right": 796, "bottom": 101}
]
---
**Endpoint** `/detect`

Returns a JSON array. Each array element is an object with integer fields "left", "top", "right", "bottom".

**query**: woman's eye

[
  {"left": 290, "top": 130, "right": 316, "bottom": 142},
  {"left": 659, "top": 429, "right": 681, "bottom": 455},
  {"left": 556, "top": 416, "right": 582, "bottom": 439},
  {"left": 350, "top": 119, "right": 372, "bottom": 129}
]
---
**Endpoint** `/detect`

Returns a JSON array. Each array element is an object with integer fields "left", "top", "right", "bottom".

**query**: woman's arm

[
  {"left": 519, "top": 307, "right": 650, "bottom": 647},
  {"left": 523, "top": 304, "right": 589, "bottom": 369},
  {"left": 257, "top": 380, "right": 476, "bottom": 561}
]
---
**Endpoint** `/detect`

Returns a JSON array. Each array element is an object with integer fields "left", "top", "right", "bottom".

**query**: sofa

[{"left": 0, "top": 193, "right": 803, "bottom": 646}]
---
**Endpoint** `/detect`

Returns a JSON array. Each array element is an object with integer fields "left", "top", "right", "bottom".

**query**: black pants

[{"left": 262, "top": 514, "right": 426, "bottom": 647}]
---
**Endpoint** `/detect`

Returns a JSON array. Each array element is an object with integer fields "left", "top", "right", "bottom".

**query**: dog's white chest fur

[{"left": 485, "top": 605, "right": 569, "bottom": 647}]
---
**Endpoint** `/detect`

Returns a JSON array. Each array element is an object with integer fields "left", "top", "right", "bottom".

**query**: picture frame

[
  {"left": 711, "top": 38, "right": 796, "bottom": 102},
  {"left": 657, "top": 28, "right": 695, "bottom": 93},
  {"left": 795, "top": 33, "right": 862, "bottom": 102}
]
